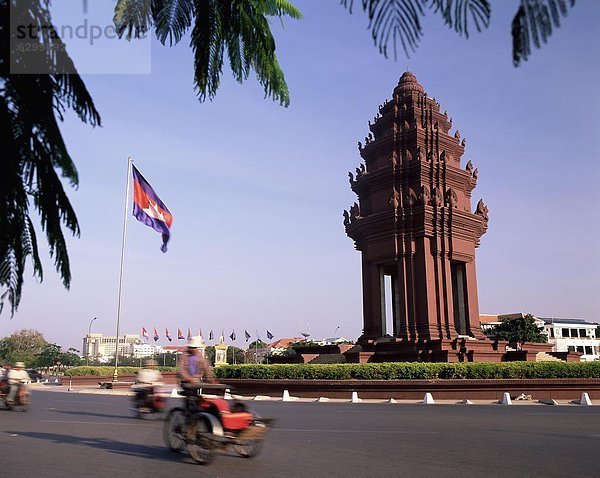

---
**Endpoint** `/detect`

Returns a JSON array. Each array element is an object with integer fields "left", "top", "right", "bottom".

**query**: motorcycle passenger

[
  {"left": 7, "top": 362, "right": 30, "bottom": 406},
  {"left": 134, "top": 359, "right": 162, "bottom": 411},
  {"left": 0, "top": 362, "right": 11, "bottom": 396},
  {"left": 178, "top": 336, "right": 215, "bottom": 403}
]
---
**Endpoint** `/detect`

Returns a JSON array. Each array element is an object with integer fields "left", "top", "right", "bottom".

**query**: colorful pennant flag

[
  {"left": 166, "top": 328, "right": 172, "bottom": 342},
  {"left": 177, "top": 328, "right": 184, "bottom": 340},
  {"left": 153, "top": 327, "right": 159, "bottom": 342},
  {"left": 132, "top": 164, "right": 173, "bottom": 253},
  {"left": 141, "top": 327, "right": 149, "bottom": 340},
  {"left": 266, "top": 330, "right": 274, "bottom": 340},
  {"left": 209, "top": 330, "right": 214, "bottom": 340},
  {"left": 230, "top": 330, "right": 236, "bottom": 341},
  {"left": 245, "top": 330, "right": 251, "bottom": 342},
  {"left": 187, "top": 328, "right": 192, "bottom": 341}
]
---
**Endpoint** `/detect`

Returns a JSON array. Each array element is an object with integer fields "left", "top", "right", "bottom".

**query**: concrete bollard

[
  {"left": 422, "top": 392, "right": 435, "bottom": 405},
  {"left": 351, "top": 391, "right": 361, "bottom": 403},
  {"left": 500, "top": 392, "right": 512, "bottom": 405},
  {"left": 282, "top": 390, "right": 298, "bottom": 402},
  {"left": 579, "top": 392, "right": 593, "bottom": 406},
  {"left": 68, "top": 379, "right": 73, "bottom": 392}
]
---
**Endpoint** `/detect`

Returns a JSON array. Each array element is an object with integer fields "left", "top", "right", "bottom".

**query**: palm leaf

[
  {"left": 512, "top": 0, "right": 575, "bottom": 66},
  {"left": 114, "top": 0, "right": 153, "bottom": 40},
  {"left": 153, "top": 0, "right": 195, "bottom": 46}
]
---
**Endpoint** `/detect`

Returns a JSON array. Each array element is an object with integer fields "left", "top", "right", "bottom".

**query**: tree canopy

[{"left": 488, "top": 314, "right": 548, "bottom": 345}]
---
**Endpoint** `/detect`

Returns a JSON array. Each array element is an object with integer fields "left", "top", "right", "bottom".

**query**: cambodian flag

[
  {"left": 141, "top": 327, "right": 149, "bottom": 340},
  {"left": 177, "top": 328, "right": 184, "bottom": 340},
  {"left": 132, "top": 165, "right": 173, "bottom": 253},
  {"left": 166, "top": 328, "right": 172, "bottom": 342},
  {"left": 153, "top": 327, "right": 159, "bottom": 342},
  {"left": 187, "top": 328, "right": 192, "bottom": 340}
]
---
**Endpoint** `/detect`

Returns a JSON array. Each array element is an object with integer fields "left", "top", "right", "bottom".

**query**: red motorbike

[
  {"left": 0, "top": 383, "right": 30, "bottom": 411},
  {"left": 131, "top": 385, "right": 165, "bottom": 418},
  {"left": 163, "top": 383, "right": 275, "bottom": 465}
]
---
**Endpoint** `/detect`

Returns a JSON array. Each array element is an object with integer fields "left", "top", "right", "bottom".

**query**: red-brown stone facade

[{"left": 345, "top": 72, "right": 496, "bottom": 362}]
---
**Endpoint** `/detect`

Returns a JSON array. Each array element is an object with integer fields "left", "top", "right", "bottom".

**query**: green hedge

[
  {"left": 213, "top": 362, "right": 600, "bottom": 380},
  {"left": 65, "top": 366, "right": 177, "bottom": 376}
]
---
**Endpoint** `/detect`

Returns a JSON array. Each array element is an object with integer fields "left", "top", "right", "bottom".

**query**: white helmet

[{"left": 188, "top": 336, "right": 203, "bottom": 348}]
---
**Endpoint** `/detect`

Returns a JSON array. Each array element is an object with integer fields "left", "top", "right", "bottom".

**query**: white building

[
  {"left": 480, "top": 313, "right": 599, "bottom": 361},
  {"left": 83, "top": 333, "right": 158, "bottom": 362},
  {"left": 541, "top": 318, "right": 599, "bottom": 362}
]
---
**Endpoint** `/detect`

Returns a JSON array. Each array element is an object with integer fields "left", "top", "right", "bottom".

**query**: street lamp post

[
  {"left": 87, "top": 317, "right": 98, "bottom": 365},
  {"left": 334, "top": 326, "right": 340, "bottom": 338}
]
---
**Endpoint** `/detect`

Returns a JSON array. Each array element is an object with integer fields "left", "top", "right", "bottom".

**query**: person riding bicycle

[
  {"left": 6, "top": 362, "right": 30, "bottom": 406},
  {"left": 178, "top": 336, "right": 216, "bottom": 400},
  {"left": 133, "top": 359, "right": 162, "bottom": 411}
]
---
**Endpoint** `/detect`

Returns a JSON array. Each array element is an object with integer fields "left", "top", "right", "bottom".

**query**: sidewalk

[{"left": 30, "top": 383, "right": 595, "bottom": 406}]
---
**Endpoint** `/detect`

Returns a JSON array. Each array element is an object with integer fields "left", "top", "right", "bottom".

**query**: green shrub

[
  {"left": 65, "top": 366, "right": 176, "bottom": 376},
  {"left": 213, "top": 362, "right": 600, "bottom": 380}
]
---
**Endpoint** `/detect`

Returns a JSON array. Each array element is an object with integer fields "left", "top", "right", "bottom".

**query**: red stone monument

[{"left": 345, "top": 72, "right": 501, "bottom": 362}]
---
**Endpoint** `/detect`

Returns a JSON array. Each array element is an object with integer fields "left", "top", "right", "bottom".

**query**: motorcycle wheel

[
  {"left": 186, "top": 415, "right": 214, "bottom": 465},
  {"left": 233, "top": 439, "right": 263, "bottom": 458},
  {"left": 163, "top": 407, "right": 187, "bottom": 452}
]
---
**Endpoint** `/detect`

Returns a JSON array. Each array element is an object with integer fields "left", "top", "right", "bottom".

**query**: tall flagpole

[{"left": 113, "top": 157, "right": 134, "bottom": 381}]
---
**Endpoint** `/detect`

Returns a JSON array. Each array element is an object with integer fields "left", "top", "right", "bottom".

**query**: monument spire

[{"left": 345, "top": 71, "right": 499, "bottom": 362}]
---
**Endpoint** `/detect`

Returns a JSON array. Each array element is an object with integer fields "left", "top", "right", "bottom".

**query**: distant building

[
  {"left": 480, "top": 313, "right": 599, "bottom": 361},
  {"left": 541, "top": 318, "right": 599, "bottom": 362},
  {"left": 83, "top": 333, "right": 159, "bottom": 362}
]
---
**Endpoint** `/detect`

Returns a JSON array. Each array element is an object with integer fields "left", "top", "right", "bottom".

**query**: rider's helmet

[
  {"left": 15, "top": 362, "right": 25, "bottom": 369},
  {"left": 188, "top": 336, "right": 203, "bottom": 349}
]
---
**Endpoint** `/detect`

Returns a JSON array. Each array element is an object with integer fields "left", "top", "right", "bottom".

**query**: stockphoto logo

[{"left": 10, "top": 0, "right": 151, "bottom": 74}]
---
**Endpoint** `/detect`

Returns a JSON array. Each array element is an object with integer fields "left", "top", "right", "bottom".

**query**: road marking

[
  {"left": 274, "top": 428, "right": 439, "bottom": 434},
  {"left": 40, "top": 420, "right": 154, "bottom": 426}
]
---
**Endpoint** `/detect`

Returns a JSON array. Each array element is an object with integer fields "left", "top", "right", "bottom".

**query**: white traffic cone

[
  {"left": 170, "top": 388, "right": 179, "bottom": 398},
  {"left": 500, "top": 392, "right": 512, "bottom": 405},
  {"left": 458, "top": 398, "right": 473, "bottom": 405},
  {"left": 224, "top": 389, "right": 233, "bottom": 400},
  {"left": 579, "top": 392, "right": 593, "bottom": 406},
  {"left": 423, "top": 392, "right": 435, "bottom": 404},
  {"left": 386, "top": 398, "right": 397, "bottom": 404},
  {"left": 351, "top": 391, "right": 361, "bottom": 403}
]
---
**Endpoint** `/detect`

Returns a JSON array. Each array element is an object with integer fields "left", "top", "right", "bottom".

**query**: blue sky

[{"left": 6, "top": 1, "right": 600, "bottom": 350}]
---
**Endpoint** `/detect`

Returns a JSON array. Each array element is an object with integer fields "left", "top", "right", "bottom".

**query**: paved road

[{"left": 0, "top": 390, "right": 598, "bottom": 477}]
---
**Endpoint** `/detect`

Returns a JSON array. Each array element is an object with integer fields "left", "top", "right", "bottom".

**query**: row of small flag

[{"left": 142, "top": 327, "right": 275, "bottom": 343}]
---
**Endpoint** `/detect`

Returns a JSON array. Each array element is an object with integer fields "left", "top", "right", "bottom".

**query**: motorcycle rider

[
  {"left": 7, "top": 362, "right": 30, "bottom": 406},
  {"left": 0, "top": 362, "right": 11, "bottom": 396},
  {"left": 133, "top": 359, "right": 162, "bottom": 411},
  {"left": 178, "top": 336, "right": 215, "bottom": 398}
]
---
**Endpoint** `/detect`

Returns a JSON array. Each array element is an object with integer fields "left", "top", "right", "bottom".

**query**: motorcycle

[
  {"left": 131, "top": 384, "right": 166, "bottom": 418},
  {"left": 163, "top": 383, "right": 275, "bottom": 465},
  {"left": 0, "top": 383, "right": 30, "bottom": 411}
]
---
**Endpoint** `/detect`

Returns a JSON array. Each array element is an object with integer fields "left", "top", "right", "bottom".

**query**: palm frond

[
  {"left": 153, "top": 0, "right": 195, "bottom": 46},
  {"left": 428, "top": 0, "right": 491, "bottom": 38},
  {"left": 114, "top": 0, "right": 153, "bottom": 40},
  {"left": 191, "top": 0, "right": 294, "bottom": 106},
  {"left": 512, "top": 0, "right": 575, "bottom": 66}
]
